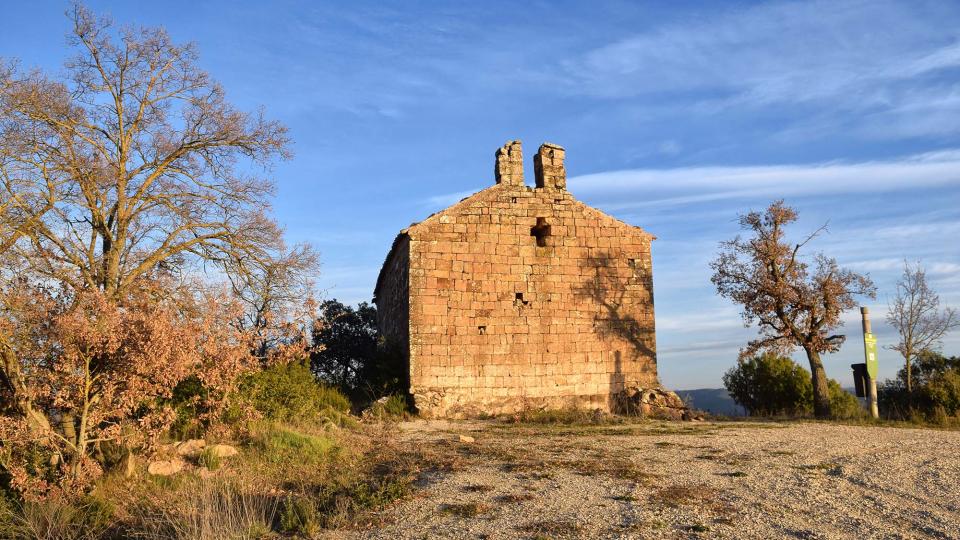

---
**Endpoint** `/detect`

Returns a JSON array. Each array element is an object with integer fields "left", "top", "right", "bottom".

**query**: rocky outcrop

[{"left": 616, "top": 386, "right": 700, "bottom": 420}]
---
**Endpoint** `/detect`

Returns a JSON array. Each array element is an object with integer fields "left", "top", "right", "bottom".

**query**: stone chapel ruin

[{"left": 374, "top": 141, "right": 687, "bottom": 418}]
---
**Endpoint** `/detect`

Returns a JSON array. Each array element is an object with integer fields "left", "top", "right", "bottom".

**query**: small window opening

[
  {"left": 530, "top": 217, "right": 551, "bottom": 247},
  {"left": 511, "top": 197, "right": 518, "bottom": 203},
  {"left": 478, "top": 325, "right": 486, "bottom": 335},
  {"left": 514, "top": 292, "right": 529, "bottom": 308}
]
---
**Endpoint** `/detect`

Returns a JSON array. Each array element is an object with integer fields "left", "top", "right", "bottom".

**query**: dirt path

[{"left": 344, "top": 420, "right": 960, "bottom": 539}]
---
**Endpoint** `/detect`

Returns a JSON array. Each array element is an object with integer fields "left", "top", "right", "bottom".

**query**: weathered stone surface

[
  {"left": 147, "top": 458, "right": 185, "bottom": 476},
  {"left": 458, "top": 434, "right": 476, "bottom": 443},
  {"left": 616, "top": 386, "right": 690, "bottom": 420},
  {"left": 207, "top": 444, "right": 238, "bottom": 458},
  {"left": 175, "top": 438, "right": 206, "bottom": 457},
  {"left": 494, "top": 140, "right": 524, "bottom": 186},
  {"left": 374, "top": 140, "right": 659, "bottom": 418}
]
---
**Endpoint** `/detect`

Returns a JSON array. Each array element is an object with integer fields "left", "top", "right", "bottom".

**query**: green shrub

[
  {"left": 279, "top": 496, "right": 318, "bottom": 535},
  {"left": 723, "top": 354, "right": 812, "bottom": 416},
  {"left": 724, "top": 354, "right": 861, "bottom": 418},
  {"left": 828, "top": 379, "right": 864, "bottom": 419},
  {"left": 879, "top": 353, "right": 960, "bottom": 422},
  {"left": 237, "top": 359, "right": 351, "bottom": 424},
  {"left": 924, "top": 369, "right": 960, "bottom": 415},
  {"left": 167, "top": 375, "right": 209, "bottom": 440}
]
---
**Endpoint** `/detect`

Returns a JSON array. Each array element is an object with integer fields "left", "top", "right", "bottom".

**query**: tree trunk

[
  {"left": 804, "top": 347, "right": 832, "bottom": 418},
  {"left": 905, "top": 352, "right": 913, "bottom": 394}
]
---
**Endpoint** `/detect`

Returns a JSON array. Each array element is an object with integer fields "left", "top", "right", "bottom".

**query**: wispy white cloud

[
  {"left": 569, "top": 150, "right": 960, "bottom": 210},
  {"left": 562, "top": 0, "right": 960, "bottom": 105}
]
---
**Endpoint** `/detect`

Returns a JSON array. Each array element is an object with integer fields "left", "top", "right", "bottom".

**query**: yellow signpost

[{"left": 860, "top": 308, "right": 879, "bottom": 419}]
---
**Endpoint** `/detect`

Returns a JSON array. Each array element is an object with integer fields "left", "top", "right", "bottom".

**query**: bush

[
  {"left": 237, "top": 359, "right": 351, "bottom": 424},
  {"left": 724, "top": 354, "right": 860, "bottom": 418},
  {"left": 723, "top": 354, "right": 812, "bottom": 416},
  {"left": 925, "top": 369, "right": 960, "bottom": 416},
  {"left": 879, "top": 352, "right": 960, "bottom": 421},
  {"left": 828, "top": 379, "right": 864, "bottom": 419}
]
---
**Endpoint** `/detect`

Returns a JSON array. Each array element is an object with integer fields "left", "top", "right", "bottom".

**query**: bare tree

[
  {"left": 227, "top": 241, "right": 320, "bottom": 363},
  {"left": 711, "top": 201, "right": 876, "bottom": 418},
  {"left": 0, "top": 4, "right": 290, "bottom": 300},
  {"left": 886, "top": 261, "right": 959, "bottom": 393},
  {"left": 0, "top": 4, "right": 312, "bottom": 492}
]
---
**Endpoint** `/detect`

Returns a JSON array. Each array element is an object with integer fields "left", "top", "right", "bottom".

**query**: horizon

[{"left": 3, "top": 0, "right": 959, "bottom": 390}]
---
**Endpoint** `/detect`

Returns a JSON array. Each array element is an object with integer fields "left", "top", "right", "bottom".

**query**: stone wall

[
  {"left": 383, "top": 142, "right": 658, "bottom": 418},
  {"left": 374, "top": 235, "right": 411, "bottom": 355}
]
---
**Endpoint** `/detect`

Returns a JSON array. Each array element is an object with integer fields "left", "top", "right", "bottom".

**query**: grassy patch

[
  {"left": 611, "top": 494, "right": 638, "bottom": 502},
  {"left": 197, "top": 447, "right": 221, "bottom": 471},
  {"left": 651, "top": 484, "right": 719, "bottom": 508},
  {"left": 506, "top": 407, "right": 623, "bottom": 425},
  {"left": 461, "top": 484, "right": 494, "bottom": 493},
  {"left": 249, "top": 423, "right": 339, "bottom": 466},
  {"left": 439, "top": 502, "right": 490, "bottom": 518},
  {"left": 719, "top": 471, "right": 747, "bottom": 477}
]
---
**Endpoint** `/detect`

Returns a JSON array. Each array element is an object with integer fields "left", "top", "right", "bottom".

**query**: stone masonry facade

[{"left": 374, "top": 141, "right": 662, "bottom": 418}]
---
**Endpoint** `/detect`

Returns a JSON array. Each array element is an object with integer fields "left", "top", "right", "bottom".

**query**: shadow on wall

[
  {"left": 575, "top": 253, "right": 655, "bottom": 361},
  {"left": 575, "top": 253, "right": 656, "bottom": 413}
]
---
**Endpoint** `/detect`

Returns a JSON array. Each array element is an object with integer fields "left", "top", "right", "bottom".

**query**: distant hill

[{"left": 674, "top": 388, "right": 746, "bottom": 417}]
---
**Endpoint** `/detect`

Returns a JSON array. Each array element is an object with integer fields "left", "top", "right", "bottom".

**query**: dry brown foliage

[
  {"left": 0, "top": 4, "right": 318, "bottom": 498},
  {"left": 710, "top": 200, "right": 875, "bottom": 417}
]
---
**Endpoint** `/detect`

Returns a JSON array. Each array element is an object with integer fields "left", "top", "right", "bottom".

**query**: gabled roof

[{"left": 372, "top": 183, "right": 654, "bottom": 302}]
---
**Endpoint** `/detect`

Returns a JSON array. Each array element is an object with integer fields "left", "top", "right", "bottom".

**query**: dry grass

[
  {"left": 0, "top": 497, "right": 113, "bottom": 540},
  {"left": 130, "top": 479, "right": 279, "bottom": 540},
  {"left": 650, "top": 484, "right": 719, "bottom": 508},
  {"left": 439, "top": 502, "right": 491, "bottom": 518}
]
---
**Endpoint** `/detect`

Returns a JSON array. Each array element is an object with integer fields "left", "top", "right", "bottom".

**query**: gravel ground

[{"left": 341, "top": 419, "right": 960, "bottom": 539}]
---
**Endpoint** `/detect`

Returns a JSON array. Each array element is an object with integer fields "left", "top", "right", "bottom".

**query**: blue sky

[{"left": 3, "top": 0, "right": 959, "bottom": 389}]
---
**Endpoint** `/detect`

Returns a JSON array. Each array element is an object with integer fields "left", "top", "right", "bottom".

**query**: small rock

[
  {"left": 147, "top": 459, "right": 185, "bottom": 476},
  {"left": 176, "top": 438, "right": 206, "bottom": 457},
  {"left": 459, "top": 434, "right": 476, "bottom": 443},
  {"left": 207, "top": 444, "right": 238, "bottom": 458}
]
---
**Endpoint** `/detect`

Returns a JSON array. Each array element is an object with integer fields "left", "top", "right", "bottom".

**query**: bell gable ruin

[{"left": 374, "top": 141, "right": 671, "bottom": 418}]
